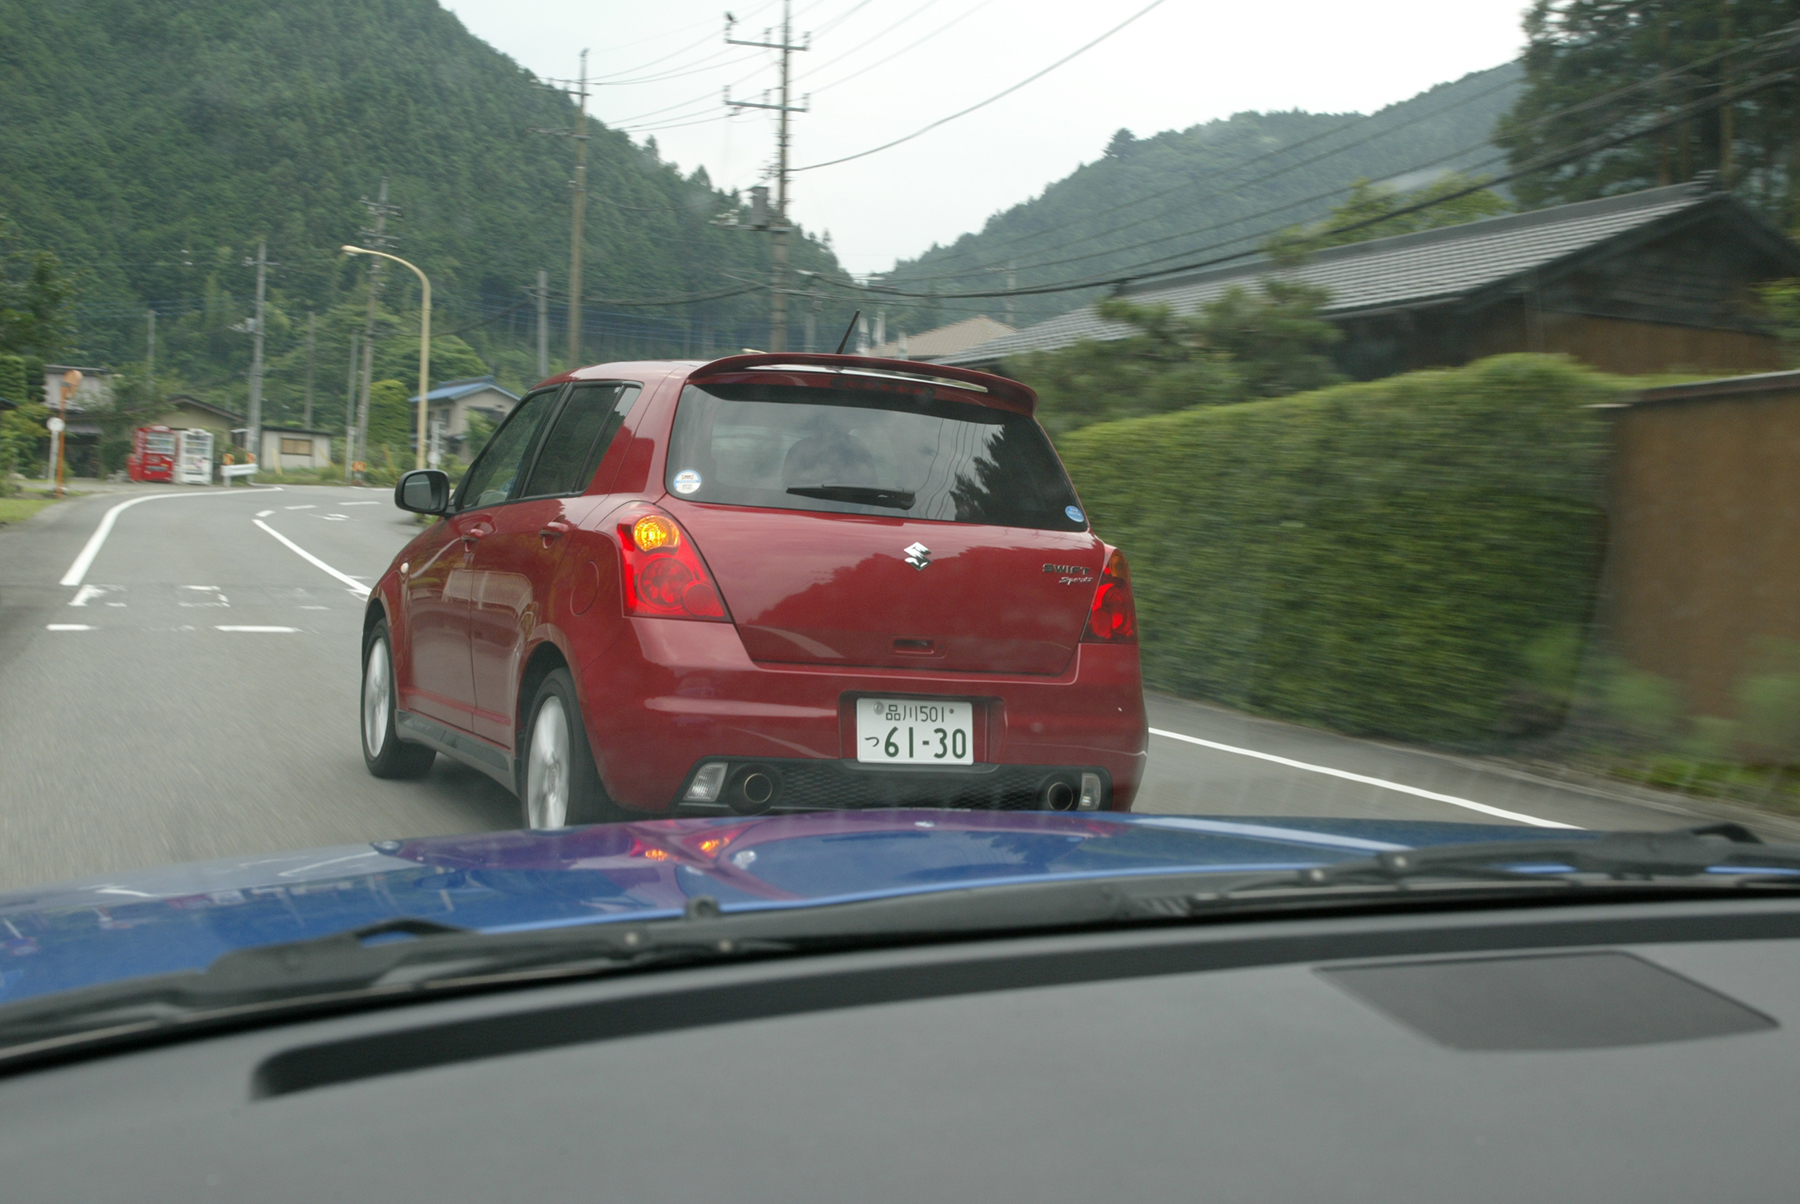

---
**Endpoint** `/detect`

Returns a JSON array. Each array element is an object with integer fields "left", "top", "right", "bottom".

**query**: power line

[
  {"left": 793, "top": 0, "right": 1168, "bottom": 173},
  {"left": 845, "top": 58, "right": 1800, "bottom": 304},
  {"left": 888, "top": 22, "right": 1800, "bottom": 290},
  {"left": 804, "top": 0, "right": 1003, "bottom": 97}
]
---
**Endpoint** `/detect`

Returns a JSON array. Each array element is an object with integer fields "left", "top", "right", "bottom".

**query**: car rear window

[{"left": 666, "top": 381, "right": 1087, "bottom": 530}]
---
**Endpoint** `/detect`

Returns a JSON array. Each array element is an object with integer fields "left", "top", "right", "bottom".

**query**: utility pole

[
  {"left": 353, "top": 178, "right": 399, "bottom": 483},
  {"left": 343, "top": 331, "right": 359, "bottom": 476},
  {"left": 536, "top": 268, "right": 550, "bottom": 380},
  {"left": 246, "top": 239, "right": 269, "bottom": 464},
  {"left": 727, "top": 3, "right": 809, "bottom": 352},
  {"left": 302, "top": 312, "right": 316, "bottom": 428},
  {"left": 531, "top": 54, "right": 596, "bottom": 371},
  {"left": 145, "top": 310, "right": 156, "bottom": 402},
  {"left": 569, "top": 49, "right": 590, "bottom": 371}
]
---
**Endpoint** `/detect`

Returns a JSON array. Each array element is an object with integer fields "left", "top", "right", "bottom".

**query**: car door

[
  {"left": 467, "top": 382, "right": 641, "bottom": 746},
  {"left": 405, "top": 387, "right": 562, "bottom": 735}
]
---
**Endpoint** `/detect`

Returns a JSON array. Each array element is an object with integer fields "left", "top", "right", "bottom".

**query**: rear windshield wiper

[{"left": 787, "top": 484, "right": 915, "bottom": 510}]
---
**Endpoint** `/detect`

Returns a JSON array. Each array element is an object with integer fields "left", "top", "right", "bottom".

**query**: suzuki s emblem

[{"left": 903, "top": 541, "right": 931, "bottom": 570}]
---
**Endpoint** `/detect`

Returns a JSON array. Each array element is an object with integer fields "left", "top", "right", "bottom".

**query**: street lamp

[{"left": 341, "top": 244, "right": 431, "bottom": 471}]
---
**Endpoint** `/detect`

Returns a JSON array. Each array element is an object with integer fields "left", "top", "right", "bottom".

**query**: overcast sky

[{"left": 441, "top": 0, "right": 1531, "bottom": 275}]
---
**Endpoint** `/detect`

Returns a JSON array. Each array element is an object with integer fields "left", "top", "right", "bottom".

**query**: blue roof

[{"left": 409, "top": 376, "right": 520, "bottom": 405}]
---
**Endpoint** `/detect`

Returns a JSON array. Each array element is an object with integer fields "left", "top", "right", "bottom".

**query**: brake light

[
  {"left": 1082, "top": 548, "right": 1137, "bottom": 643},
  {"left": 616, "top": 505, "right": 729, "bottom": 621}
]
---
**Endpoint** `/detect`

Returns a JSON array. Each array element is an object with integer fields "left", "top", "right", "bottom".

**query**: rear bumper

[
  {"left": 671, "top": 759, "right": 1114, "bottom": 816},
  {"left": 576, "top": 619, "right": 1146, "bottom": 813}
]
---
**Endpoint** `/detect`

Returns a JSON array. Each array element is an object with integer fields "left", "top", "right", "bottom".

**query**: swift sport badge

[{"left": 903, "top": 542, "right": 931, "bottom": 570}]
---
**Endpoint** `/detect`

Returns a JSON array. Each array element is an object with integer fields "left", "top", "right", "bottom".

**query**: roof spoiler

[{"left": 687, "top": 352, "right": 1037, "bottom": 415}]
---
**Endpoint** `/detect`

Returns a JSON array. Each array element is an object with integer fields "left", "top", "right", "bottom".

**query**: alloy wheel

[
  {"left": 363, "top": 639, "right": 391, "bottom": 757},
  {"left": 526, "top": 696, "right": 570, "bottom": 829}
]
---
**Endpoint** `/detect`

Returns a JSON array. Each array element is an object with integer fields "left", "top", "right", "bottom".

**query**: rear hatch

[{"left": 662, "top": 371, "right": 1101, "bottom": 675}]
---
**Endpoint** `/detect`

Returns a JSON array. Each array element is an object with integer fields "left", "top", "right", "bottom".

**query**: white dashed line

[
  {"left": 215, "top": 626, "right": 300, "bottom": 633},
  {"left": 256, "top": 509, "right": 274, "bottom": 517},
  {"left": 251, "top": 519, "right": 371, "bottom": 598},
  {"left": 1146, "top": 727, "right": 1578, "bottom": 829},
  {"left": 45, "top": 624, "right": 94, "bottom": 632},
  {"left": 338, "top": 501, "right": 379, "bottom": 506},
  {"left": 69, "top": 584, "right": 106, "bottom": 607},
  {"left": 285, "top": 504, "right": 316, "bottom": 510}
]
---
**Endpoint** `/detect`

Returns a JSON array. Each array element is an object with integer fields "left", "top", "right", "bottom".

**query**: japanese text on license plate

[{"left": 857, "top": 698, "right": 973, "bottom": 765}]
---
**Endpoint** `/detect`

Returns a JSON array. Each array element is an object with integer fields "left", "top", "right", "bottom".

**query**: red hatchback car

[{"left": 361, "top": 353, "right": 1147, "bottom": 827}]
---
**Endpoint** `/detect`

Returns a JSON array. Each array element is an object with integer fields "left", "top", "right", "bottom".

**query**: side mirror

[{"left": 395, "top": 469, "right": 451, "bottom": 515}]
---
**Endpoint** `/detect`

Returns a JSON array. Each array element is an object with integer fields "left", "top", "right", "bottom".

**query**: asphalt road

[{"left": 0, "top": 484, "right": 1754, "bottom": 893}]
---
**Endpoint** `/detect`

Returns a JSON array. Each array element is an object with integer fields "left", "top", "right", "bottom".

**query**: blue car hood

[{"left": 0, "top": 811, "right": 1568, "bottom": 1006}]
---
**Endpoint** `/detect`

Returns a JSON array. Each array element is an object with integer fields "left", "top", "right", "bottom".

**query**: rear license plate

[{"left": 856, "top": 698, "right": 974, "bottom": 765}]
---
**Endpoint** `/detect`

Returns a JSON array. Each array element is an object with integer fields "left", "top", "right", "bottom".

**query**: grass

[
  {"left": 1592, "top": 753, "right": 1800, "bottom": 814},
  {"left": 0, "top": 496, "right": 56, "bottom": 525}
]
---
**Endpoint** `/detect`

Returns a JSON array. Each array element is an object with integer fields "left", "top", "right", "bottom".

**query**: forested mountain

[
  {"left": 878, "top": 64, "right": 1523, "bottom": 334},
  {"left": 0, "top": 0, "right": 848, "bottom": 423}
]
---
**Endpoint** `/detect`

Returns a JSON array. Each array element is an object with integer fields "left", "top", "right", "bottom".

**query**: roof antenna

[{"left": 835, "top": 310, "right": 861, "bottom": 355}]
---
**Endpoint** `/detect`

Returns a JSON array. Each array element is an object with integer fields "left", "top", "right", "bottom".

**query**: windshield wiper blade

[
  {"left": 787, "top": 484, "right": 915, "bottom": 509},
  {"left": 0, "top": 908, "right": 790, "bottom": 1063}
]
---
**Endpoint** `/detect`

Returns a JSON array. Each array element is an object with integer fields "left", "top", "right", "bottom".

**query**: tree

[
  {"left": 366, "top": 379, "right": 414, "bottom": 459},
  {"left": 1010, "top": 279, "right": 1342, "bottom": 436},
  {"left": 1495, "top": 1, "right": 1800, "bottom": 224},
  {"left": 0, "top": 402, "right": 48, "bottom": 493},
  {"left": 0, "top": 215, "right": 72, "bottom": 363},
  {"left": 1265, "top": 173, "right": 1512, "bottom": 261}
]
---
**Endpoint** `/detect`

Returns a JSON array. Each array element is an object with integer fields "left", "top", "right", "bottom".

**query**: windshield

[
  {"left": 666, "top": 381, "right": 1086, "bottom": 530},
  {"left": 6, "top": 0, "right": 1800, "bottom": 1033}
]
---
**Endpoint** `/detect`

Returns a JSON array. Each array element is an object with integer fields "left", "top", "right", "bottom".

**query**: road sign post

[{"left": 55, "top": 370, "right": 79, "bottom": 498}]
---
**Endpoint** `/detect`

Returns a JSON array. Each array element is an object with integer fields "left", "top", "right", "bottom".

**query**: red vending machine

[{"left": 126, "top": 426, "right": 178, "bottom": 482}]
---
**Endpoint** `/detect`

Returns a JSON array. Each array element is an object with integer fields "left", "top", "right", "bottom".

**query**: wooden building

[{"left": 944, "top": 181, "right": 1800, "bottom": 381}]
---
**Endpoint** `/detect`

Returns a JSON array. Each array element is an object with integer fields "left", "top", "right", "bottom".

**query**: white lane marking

[
  {"left": 252, "top": 519, "right": 371, "bottom": 598},
  {"left": 181, "top": 585, "right": 221, "bottom": 590},
  {"left": 322, "top": 514, "right": 348, "bottom": 521},
  {"left": 298, "top": 605, "right": 328, "bottom": 610},
  {"left": 59, "top": 487, "right": 280, "bottom": 587},
  {"left": 1147, "top": 727, "right": 1579, "bottom": 829},
  {"left": 338, "top": 501, "right": 379, "bottom": 506},
  {"left": 286, "top": 504, "right": 316, "bottom": 510},
  {"left": 256, "top": 509, "right": 274, "bottom": 517},
  {"left": 46, "top": 624, "right": 94, "bottom": 631},
  {"left": 216, "top": 625, "right": 300, "bottom": 633},
  {"left": 69, "top": 584, "right": 105, "bottom": 607}
]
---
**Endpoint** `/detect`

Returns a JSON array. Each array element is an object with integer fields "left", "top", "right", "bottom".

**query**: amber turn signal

[{"left": 632, "top": 513, "right": 680, "bottom": 552}]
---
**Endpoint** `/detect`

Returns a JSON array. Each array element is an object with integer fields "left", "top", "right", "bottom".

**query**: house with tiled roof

[
  {"left": 408, "top": 376, "right": 521, "bottom": 450},
  {"left": 870, "top": 315, "right": 1017, "bottom": 362},
  {"left": 942, "top": 181, "right": 1800, "bottom": 380}
]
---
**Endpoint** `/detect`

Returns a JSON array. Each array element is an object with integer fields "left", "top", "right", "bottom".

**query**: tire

[
  {"left": 361, "top": 619, "right": 436, "bottom": 780},
  {"left": 520, "top": 668, "right": 620, "bottom": 828}
]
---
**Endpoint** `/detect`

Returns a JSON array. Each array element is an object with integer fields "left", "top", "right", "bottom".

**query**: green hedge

[{"left": 1057, "top": 354, "right": 1622, "bottom": 744}]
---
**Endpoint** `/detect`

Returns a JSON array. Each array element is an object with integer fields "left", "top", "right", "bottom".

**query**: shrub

[{"left": 1057, "top": 354, "right": 1622, "bottom": 744}]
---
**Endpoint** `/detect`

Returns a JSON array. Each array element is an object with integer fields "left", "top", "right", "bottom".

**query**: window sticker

[
  {"left": 672, "top": 468, "right": 703, "bottom": 495},
  {"left": 1065, "top": 505, "right": 1085, "bottom": 524}
]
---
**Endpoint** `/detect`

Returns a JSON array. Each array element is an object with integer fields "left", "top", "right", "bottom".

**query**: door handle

[
  {"left": 539, "top": 521, "right": 571, "bottom": 543},
  {"left": 461, "top": 525, "right": 492, "bottom": 547}
]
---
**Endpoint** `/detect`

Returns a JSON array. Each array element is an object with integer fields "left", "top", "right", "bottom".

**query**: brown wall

[
  {"left": 1469, "top": 308, "right": 1782, "bottom": 377},
  {"left": 1607, "top": 376, "right": 1800, "bottom": 717}
]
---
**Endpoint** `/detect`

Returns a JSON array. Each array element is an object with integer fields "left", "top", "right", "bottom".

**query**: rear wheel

[
  {"left": 521, "top": 669, "right": 619, "bottom": 828},
  {"left": 362, "top": 620, "right": 436, "bottom": 779}
]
